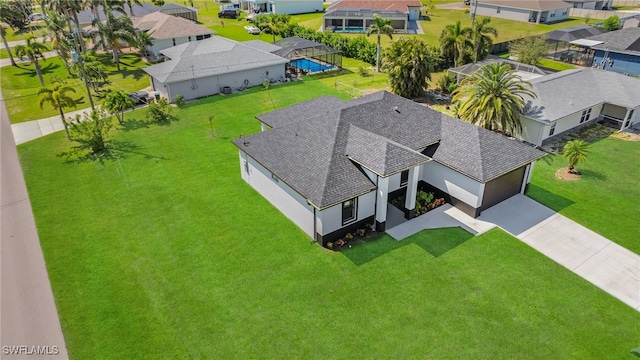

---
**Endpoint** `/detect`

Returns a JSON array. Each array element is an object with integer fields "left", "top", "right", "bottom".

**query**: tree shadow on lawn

[
  {"left": 119, "top": 118, "right": 150, "bottom": 132},
  {"left": 580, "top": 169, "right": 607, "bottom": 182},
  {"left": 58, "top": 139, "right": 169, "bottom": 164},
  {"left": 340, "top": 228, "right": 474, "bottom": 266},
  {"left": 307, "top": 67, "right": 354, "bottom": 80},
  {"left": 14, "top": 61, "right": 61, "bottom": 78},
  {"left": 526, "top": 184, "right": 574, "bottom": 212}
]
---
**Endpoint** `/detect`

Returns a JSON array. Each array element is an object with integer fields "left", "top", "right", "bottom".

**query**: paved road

[{"left": 1, "top": 88, "right": 69, "bottom": 358}]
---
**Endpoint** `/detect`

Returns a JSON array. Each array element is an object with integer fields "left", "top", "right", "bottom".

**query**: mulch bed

[{"left": 555, "top": 168, "right": 581, "bottom": 181}]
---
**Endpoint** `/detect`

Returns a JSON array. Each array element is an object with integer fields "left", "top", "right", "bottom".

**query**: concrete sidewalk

[
  {"left": 388, "top": 194, "right": 640, "bottom": 311},
  {"left": 1, "top": 90, "right": 69, "bottom": 358},
  {"left": 11, "top": 107, "right": 96, "bottom": 145}
]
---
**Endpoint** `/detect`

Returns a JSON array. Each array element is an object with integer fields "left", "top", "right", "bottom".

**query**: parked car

[
  {"left": 218, "top": 9, "right": 239, "bottom": 19},
  {"left": 464, "top": 0, "right": 471, "bottom": 5},
  {"left": 28, "top": 13, "right": 45, "bottom": 21},
  {"left": 244, "top": 25, "right": 261, "bottom": 34},
  {"left": 129, "top": 91, "right": 153, "bottom": 105}
]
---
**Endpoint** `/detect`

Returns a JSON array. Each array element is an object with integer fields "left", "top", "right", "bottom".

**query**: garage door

[{"left": 480, "top": 167, "right": 526, "bottom": 211}]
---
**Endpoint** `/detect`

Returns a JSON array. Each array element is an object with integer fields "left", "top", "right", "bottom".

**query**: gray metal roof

[
  {"left": 523, "top": 67, "right": 640, "bottom": 123},
  {"left": 585, "top": 27, "right": 640, "bottom": 54},
  {"left": 478, "top": 0, "right": 571, "bottom": 11},
  {"left": 234, "top": 91, "right": 545, "bottom": 209},
  {"left": 143, "top": 36, "right": 289, "bottom": 83}
]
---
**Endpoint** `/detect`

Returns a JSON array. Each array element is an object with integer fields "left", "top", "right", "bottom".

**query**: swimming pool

[
  {"left": 332, "top": 26, "right": 365, "bottom": 33},
  {"left": 290, "top": 58, "right": 335, "bottom": 73}
]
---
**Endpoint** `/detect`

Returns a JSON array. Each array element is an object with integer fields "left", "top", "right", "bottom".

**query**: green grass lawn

[
  {"left": 528, "top": 136, "right": 640, "bottom": 254},
  {"left": 17, "top": 80, "right": 640, "bottom": 359},
  {"left": 1, "top": 53, "right": 148, "bottom": 124}
]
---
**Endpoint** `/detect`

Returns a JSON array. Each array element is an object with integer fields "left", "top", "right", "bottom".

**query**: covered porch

[{"left": 598, "top": 103, "right": 638, "bottom": 131}]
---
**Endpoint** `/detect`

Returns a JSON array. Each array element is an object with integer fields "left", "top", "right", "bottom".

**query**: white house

[
  {"left": 233, "top": 91, "right": 545, "bottom": 247},
  {"left": 143, "top": 37, "right": 288, "bottom": 101},
  {"left": 132, "top": 11, "right": 214, "bottom": 57},
  {"left": 564, "top": 0, "right": 612, "bottom": 9},
  {"left": 520, "top": 68, "right": 640, "bottom": 146},
  {"left": 322, "top": 0, "right": 422, "bottom": 33},
  {"left": 474, "top": 0, "right": 571, "bottom": 24},
  {"left": 242, "top": 0, "right": 323, "bottom": 14}
]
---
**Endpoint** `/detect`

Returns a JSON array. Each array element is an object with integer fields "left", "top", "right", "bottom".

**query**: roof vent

[{"left": 394, "top": 106, "right": 400, "bottom": 113}]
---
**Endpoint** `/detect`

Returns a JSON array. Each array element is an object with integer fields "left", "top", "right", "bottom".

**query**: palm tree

[
  {"left": 15, "top": 36, "right": 49, "bottom": 86},
  {"left": 38, "top": 81, "right": 77, "bottom": 138},
  {"left": 133, "top": 31, "right": 152, "bottom": 56},
  {"left": 103, "top": 90, "right": 134, "bottom": 124},
  {"left": 470, "top": 17, "right": 497, "bottom": 62},
  {"left": 98, "top": 12, "right": 135, "bottom": 70},
  {"left": 0, "top": 24, "right": 17, "bottom": 66},
  {"left": 367, "top": 15, "right": 394, "bottom": 73},
  {"left": 439, "top": 20, "right": 472, "bottom": 67},
  {"left": 44, "top": 12, "right": 72, "bottom": 72},
  {"left": 562, "top": 140, "right": 590, "bottom": 174},
  {"left": 452, "top": 62, "right": 536, "bottom": 136},
  {"left": 382, "top": 38, "right": 434, "bottom": 99}
]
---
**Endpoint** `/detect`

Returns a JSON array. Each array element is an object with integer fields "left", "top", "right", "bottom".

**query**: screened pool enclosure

[{"left": 273, "top": 37, "right": 342, "bottom": 75}]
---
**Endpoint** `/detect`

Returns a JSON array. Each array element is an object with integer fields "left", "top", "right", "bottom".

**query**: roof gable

[{"left": 234, "top": 91, "right": 545, "bottom": 208}]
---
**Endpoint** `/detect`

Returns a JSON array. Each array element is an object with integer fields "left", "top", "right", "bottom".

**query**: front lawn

[
  {"left": 528, "top": 136, "right": 640, "bottom": 254},
  {"left": 18, "top": 81, "right": 640, "bottom": 359},
  {"left": 1, "top": 53, "right": 148, "bottom": 123}
]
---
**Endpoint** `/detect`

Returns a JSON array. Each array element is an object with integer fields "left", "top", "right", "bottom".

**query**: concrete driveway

[{"left": 479, "top": 195, "right": 640, "bottom": 311}]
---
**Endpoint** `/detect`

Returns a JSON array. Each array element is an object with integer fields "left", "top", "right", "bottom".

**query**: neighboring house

[
  {"left": 233, "top": 91, "right": 545, "bottom": 246},
  {"left": 143, "top": 36, "right": 288, "bottom": 101},
  {"left": 580, "top": 27, "right": 640, "bottom": 76},
  {"left": 448, "top": 56, "right": 549, "bottom": 84},
  {"left": 322, "top": 0, "right": 422, "bottom": 33},
  {"left": 76, "top": 3, "right": 159, "bottom": 24},
  {"left": 564, "top": 0, "right": 612, "bottom": 9},
  {"left": 474, "top": 0, "right": 571, "bottom": 24},
  {"left": 520, "top": 68, "right": 640, "bottom": 146},
  {"left": 132, "top": 11, "right": 214, "bottom": 57},
  {"left": 242, "top": 0, "right": 323, "bottom": 14},
  {"left": 623, "top": 18, "right": 640, "bottom": 29}
]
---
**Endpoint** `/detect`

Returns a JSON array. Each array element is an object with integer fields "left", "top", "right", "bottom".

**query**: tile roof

[
  {"left": 131, "top": 11, "right": 212, "bottom": 40},
  {"left": 523, "top": 68, "right": 640, "bottom": 123},
  {"left": 586, "top": 27, "right": 640, "bottom": 54},
  {"left": 143, "top": 36, "right": 289, "bottom": 83},
  {"left": 478, "top": 0, "right": 571, "bottom": 11},
  {"left": 327, "top": 0, "right": 422, "bottom": 13},
  {"left": 235, "top": 91, "right": 545, "bottom": 209}
]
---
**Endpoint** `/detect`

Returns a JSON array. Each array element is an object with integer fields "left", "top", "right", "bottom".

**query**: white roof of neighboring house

[
  {"left": 143, "top": 36, "right": 288, "bottom": 83},
  {"left": 132, "top": 11, "right": 212, "bottom": 40},
  {"left": 523, "top": 68, "right": 640, "bottom": 123},
  {"left": 478, "top": 0, "right": 571, "bottom": 11}
]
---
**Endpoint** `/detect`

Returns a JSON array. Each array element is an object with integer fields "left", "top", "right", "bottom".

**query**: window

[
  {"left": 196, "top": 35, "right": 204, "bottom": 40},
  {"left": 580, "top": 108, "right": 592, "bottom": 123},
  {"left": 188, "top": 36, "right": 191, "bottom": 42},
  {"left": 342, "top": 198, "right": 357, "bottom": 225},
  {"left": 549, "top": 122, "right": 556, "bottom": 136},
  {"left": 400, "top": 170, "right": 409, "bottom": 187},
  {"left": 496, "top": 6, "right": 501, "bottom": 13},
  {"left": 271, "top": 173, "right": 279, "bottom": 183},
  {"left": 172, "top": 38, "right": 176, "bottom": 46}
]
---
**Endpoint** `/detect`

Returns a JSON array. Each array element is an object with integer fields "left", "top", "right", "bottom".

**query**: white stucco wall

[
  {"left": 421, "top": 161, "right": 484, "bottom": 208},
  {"left": 238, "top": 151, "right": 315, "bottom": 236},
  {"left": 164, "top": 63, "right": 285, "bottom": 101},
  {"left": 317, "top": 191, "right": 375, "bottom": 235},
  {"left": 271, "top": 0, "right": 323, "bottom": 14},
  {"left": 544, "top": 103, "right": 604, "bottom": 140},
  {"left": 520, "top": 116, "right": 546, "bottom": 146},
  {"left": 475, "top": 4, "right": 531, "bottom": 22},
  {"left": 387, "top": 171, "right": 405, "bottom": 193},
  {"left": 150, "top": 76, "right": 169, "bottom": 99}
]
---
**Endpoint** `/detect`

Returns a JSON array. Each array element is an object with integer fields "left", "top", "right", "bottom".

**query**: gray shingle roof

[
  {"left": 523, "top": 68, "right": 640, "bottom": 123},
  {"left": 234, "top": 91, "right": 545, "bottom": 209},
  {"left": 131, "top": 11, "right": 212, "bottom": 40},
  {"left": 478, "top": 0, "right": 571, "bottom": 11},
  {"left": 586, "top": 27, "right": 640, "bottom": 54},
  {"left": 242, "top": 40, "right": 282, "bottom": 53},
  {"left": 143, "top": 37, "right": 289, "bottom": 83},
  {"left": 431, "top": 117, "right": 545, "bottom": 182},
  {"left": 256, "top": 96, "right": 348, "bottom": 128}
]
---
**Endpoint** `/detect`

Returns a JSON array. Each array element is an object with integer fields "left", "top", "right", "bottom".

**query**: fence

[{"left": 569, "top": 8, "right": 634, "bottom": 19}]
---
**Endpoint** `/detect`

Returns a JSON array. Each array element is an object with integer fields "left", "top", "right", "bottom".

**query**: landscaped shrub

[
  {"left": 145, "top": 99, "right": 173, "bottom": 124},
  {"left": 173, "top": 94, "right": 185, "bottom": 106}
]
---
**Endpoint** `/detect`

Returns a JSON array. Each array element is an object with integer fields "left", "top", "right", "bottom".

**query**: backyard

[{"left": 17, "top": 80, "right": 640, "bottom": 359}]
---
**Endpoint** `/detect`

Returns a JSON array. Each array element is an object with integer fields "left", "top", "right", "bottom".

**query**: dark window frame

[
  {"left": 341, "top": 198, "right": 357, "bottom": 225},
  {"left": 400, "top": 170, "right": 409, "bottom": 187}
]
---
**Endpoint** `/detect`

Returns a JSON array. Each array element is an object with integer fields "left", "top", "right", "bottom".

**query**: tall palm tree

[
  {"left": 0, "top": 24, "right": 17, "bottom": 66},
  {"left": 38, "top": 80, "right": 77, "bottom": 137},
  {"left": 44, "top": 12, "right": 72, "bottom": 72},
  {"left": 563, "top": 140, "right": 590, "bottom": 174},
  {"left": 98, "top": 12, "right": 135, "bottom": 70},
  {"left": 452, "top": 62, "right": 536, "bottom": 136},
  {"left": 133, "top": 31, "right": 152, "bottom": 56},
  {"left": 470, "top": 17, "right": 497, "bottom": 62},
  {"left": 15, "top": 36, "right": 49, "bottom": 86},
  {"left": 439, "top": 20, "right": 471, "bottom": 67},
  {"left": 367, "top": 15, "right": 394, "bottom": 73}
]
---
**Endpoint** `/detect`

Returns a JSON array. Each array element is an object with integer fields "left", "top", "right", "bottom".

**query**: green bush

[
  {"left": 358, "top": 66, "right": 370, "bottom": 77},
  {"left": 173, "top": 94, "right": 185, "bottom": 106},
  {"left": 145, "top": 99, "right": 173, "bottom": 124}
]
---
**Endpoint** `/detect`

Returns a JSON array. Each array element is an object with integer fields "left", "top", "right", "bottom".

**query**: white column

[
  {"left": 536, "top": 12, "right": 542, "bottom": 23},
  {"left": 376, "top": 176, "right": 389, "bottom": 231},
  {"left": 621, "top": 108, "right": 632, "bottom": 130},
  {"left": 520, "top": 164, "right": 531, "bottom": 194},
  {"left": 404, "top": 167, "right": 419, "bottom": 218}
]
